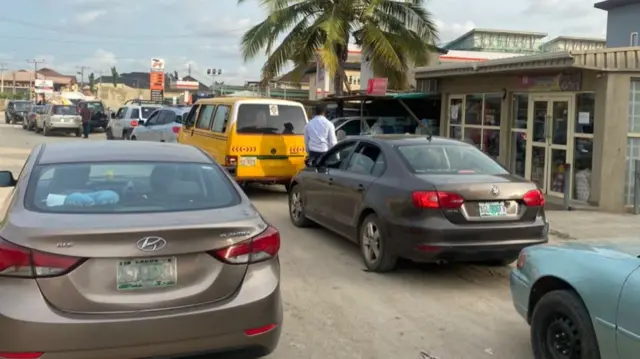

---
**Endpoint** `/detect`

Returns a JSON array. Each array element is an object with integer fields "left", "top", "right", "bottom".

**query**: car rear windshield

[
  {"left": 236, "top": 103, "right": 306, "bottom": 135},
  {"left": 85, "top": 102, "right": 104, "bottom": 112},
  {"left": 52, "top": 105, "right": 79, "bottom": 115},
  {"left": 26, "top": 162, "right": 240, "bottom": 214},
  {"left": 14, "top": 102, "right": 31, "bottom": 110},
  {"left": 141, "top": 107, "right": 157, "bottom": 119},
  {"left": 34, "top": 106, "right": 46, "bottom": 114},
  {"left": 397, "top": 144, "right": 508, "bottom": 175}
]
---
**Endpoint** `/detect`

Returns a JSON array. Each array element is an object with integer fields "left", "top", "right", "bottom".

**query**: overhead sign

[
  {"left": 173, "top": 80, "right": 199, "bottom": 90},
  {"left": 516, "top": 73, "right": 582, "bottom": 92},
  {"left": 366, "top": 78, "right": 388, "bottom": 96},
  {"left": 150, "top": 72, "right": 165, "bottom": 91},
  {"left": 150, "top": 58, "right": 165, "bottom": 72},
  {"left": 34, "top": 79, "right": 54, "bottom": 94}
]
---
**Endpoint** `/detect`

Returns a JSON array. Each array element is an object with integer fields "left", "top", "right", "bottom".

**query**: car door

[
  {"left": 616, "top": 265, "right": 640, "bottom": 358},
  {"left": 138, "top": 111, "right": 160, "bottom": 141},
  {"left": 304, "top": 140, "right": 358, "bottom": 224},
  {"left": 157, "top": 111, "right": 179, "bottom": 142},
  {"left": 328, "top": 142, "right": 386, "bottom": 238},
  {"left": 111, "top": 107, "right": 127, "bottom": 138},
  {"left": 187, "top": 104, "right": 217, "bottom": 156},
  {"left": 177, "top": 105, "right": 200, "bottom": 144},
  {"left": 209, "top": 104, "right": 231, "bottom": 164}
]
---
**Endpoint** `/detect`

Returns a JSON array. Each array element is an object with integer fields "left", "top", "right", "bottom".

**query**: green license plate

[
  {"left": 478, "top": 202, "right": 507, "bottom": 217},
  {"left": 116, "top": 257, "right": 177, "bottom": 291}
]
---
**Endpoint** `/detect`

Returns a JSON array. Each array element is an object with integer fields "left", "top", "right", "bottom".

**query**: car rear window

[
  {"left": 236, "top": 103, "right": 306, "bottom": 135},
  {"left": 34, "top": 106, "right": 46, "bottom": 114},
  {"left": 26, "top": 162, "right": 240, "bottom": 213},
  {"left": 141, "top": 107, "right": 157, "bottom": 119},
  {"left": 397, "top": 144, "right": 508, "bottom": 175},
  {"left": 52, "top": 105, "right": 79, "bottom": 115},
  {"left": 14, "top": 102, "right": 31, "bottom": 110},
  {"left": 85, "top": 102, "right": 104, "bottom": 112}
]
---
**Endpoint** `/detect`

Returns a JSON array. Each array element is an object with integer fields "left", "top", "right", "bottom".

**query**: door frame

[{"left": 524, "top": 93, "right": 575, "bottom": 197}]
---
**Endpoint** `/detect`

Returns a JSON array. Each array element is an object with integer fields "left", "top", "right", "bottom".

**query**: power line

[{"left": 26, "top": 59, "right": 45, "bottom": 101}]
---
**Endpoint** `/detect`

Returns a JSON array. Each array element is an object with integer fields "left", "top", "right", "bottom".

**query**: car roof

[
  {"left": 158, "top": 107, "right": 191, "bottom": 114},
  {"left": 126, "top": 104, "right": 162, "bottom": 109},
  {"left": 37, "top": 141, "right": 210, "bottom": 165},
  {"left": 195, "top": 97, "right": 303, "bottom": 107},
  {"left": 346, "top": 135, "right": 470, "bottom": 146}
]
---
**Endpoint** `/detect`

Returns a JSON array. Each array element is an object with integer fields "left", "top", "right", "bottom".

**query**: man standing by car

[
  {"left": 304, "top": 104, "right": 337, "bottom": 164},
  {"left": 79, "top": 103, "right": 91, "bottom": 139}
]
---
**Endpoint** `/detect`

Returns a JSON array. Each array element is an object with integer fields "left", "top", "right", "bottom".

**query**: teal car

[{"left": 511, "top": 240, "right": 640, "bottom": 359}]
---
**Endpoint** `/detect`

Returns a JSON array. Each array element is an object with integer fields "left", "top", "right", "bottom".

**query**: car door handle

[{"left": 328, "top": 177, "right": 333, "bottom": 185}]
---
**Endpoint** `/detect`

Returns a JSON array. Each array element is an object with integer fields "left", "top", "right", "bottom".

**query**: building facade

[
  {"left": 414, "top": 48, "right": 640, "bottom": 212},
  {"left": 595, "top": 0, "right": 640, "bottom": 47}
]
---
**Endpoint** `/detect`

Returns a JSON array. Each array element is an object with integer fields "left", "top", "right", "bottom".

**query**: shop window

[
  {"left": 510, "top": 131, "right": 527, "bottom": 177},
  {"left": 483, "top": 94, "right": 502, "bottom": 126},
  {"left": 449, "top": 93, "right": 502, "bottom": 159},
  {"left": 575, "top": 93, "right": 595, "bottom": 134},
  {"left": 512, "top": 94, "right": 528, "bottom": 129},
  {"left": 573, "top": 138, "right": 593, "bottom": 201},
  {"left": 629, "top": 81, "right": 640, "bottom": 133},
  {"left": 625, "top": 80, "right": 640, "bottom": 205},
  {"left": 464, "top": 95, "right": 483, "bottom": 125}
]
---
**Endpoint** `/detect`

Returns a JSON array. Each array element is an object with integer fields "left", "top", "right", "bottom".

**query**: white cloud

[
  {"left": 191, "top": 17, "right": 255, "bottom": 37},
  {"left": 74, "top": 9, "right": 107, "bottom": 24},
  {"left": 434, "top": 19, "right": 476, "bottom": 43}
]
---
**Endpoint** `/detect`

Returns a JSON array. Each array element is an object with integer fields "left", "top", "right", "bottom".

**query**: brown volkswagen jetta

[{"left": 0, "top": 141, "right": 282, "bottom": 359}]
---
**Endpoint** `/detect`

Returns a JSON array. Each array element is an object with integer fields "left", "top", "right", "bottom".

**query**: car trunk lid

[{"left": 3, "top": 206, "right": 263, "bottom": 314}]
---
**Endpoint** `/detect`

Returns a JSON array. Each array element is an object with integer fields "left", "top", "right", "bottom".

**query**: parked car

[
  {"left": 0, "top": 141, "right": 282, "bottom": 358},
  {"left": 106, "top": 101, "right": 163, "bottom": 140},
  {"left": 510, "top": 240, "right": 640, "bottom": 359},
  {"left": 35, "top": 104, "right": 82, "bottom": 137},
  {"left": 23, "top": 104, "right": 46, "bottom": 130},
  {"left": 78, "top": 99, "right": 109, "bottom": 131},
  {"left": 5, "top": 100, "right": 33, "bottom": 124},
  {"left": 130, "top": 106, "right": 191, "bottom": 142},
  {"left": 332, "top": 116, "right": 378, "bottom": 137},
  {"left": 288, "top": 135, "right": 548, "bottom": 272}
]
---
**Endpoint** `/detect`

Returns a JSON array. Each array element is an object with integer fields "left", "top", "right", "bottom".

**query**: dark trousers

[
  {"left": 307, "top": 150, "right": 326, "bottom": 166},
  {"left": 82, "top": 122, "right": 90, "bottom": 138}
]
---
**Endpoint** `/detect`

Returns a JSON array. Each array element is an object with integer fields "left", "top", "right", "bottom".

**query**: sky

[{"left": 0, "top": 0, "right": 608, "bottom": 86}]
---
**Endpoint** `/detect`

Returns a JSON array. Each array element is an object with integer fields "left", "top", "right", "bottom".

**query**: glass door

[{"left": 525, "top": 96, "right": 572, "bottom": 197}]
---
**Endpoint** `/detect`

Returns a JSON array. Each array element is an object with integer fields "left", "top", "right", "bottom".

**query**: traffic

[{"left": 0, "top": 95, "right": 637, "bottom": 359}]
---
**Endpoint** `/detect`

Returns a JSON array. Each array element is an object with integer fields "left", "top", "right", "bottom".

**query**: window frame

[
  {"left": 211, "top": 105, "right": 231, "bottom": 133},
  {"left": 631, "top": 32, "right": 639, "bottom": 47},
  {"left": 145, "top": 111, "right": 161, "bottom": 125},
  {"left": 317, "top": 140, "right": 359, "bottom": 169},
  {"left": 344, "top": 142, "right": 385, "bottom": 176},
  {"left": 195, "top": 104, "right": 215, "bottom": 130},
  {"left": 446, "top": 93, "right": 502, "bottom": 158}
]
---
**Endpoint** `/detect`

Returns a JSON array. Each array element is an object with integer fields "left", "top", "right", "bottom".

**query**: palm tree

[{"left": 238, "top": 0, "right": 438, "bottom": 94}]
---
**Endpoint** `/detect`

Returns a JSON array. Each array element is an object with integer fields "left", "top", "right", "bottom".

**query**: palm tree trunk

[{"left": 332, "top": 43, "right": 349, "bottom": 96}]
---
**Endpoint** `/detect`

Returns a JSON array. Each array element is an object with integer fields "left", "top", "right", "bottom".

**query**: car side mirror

[
  {"left": 110, "top": 113, "right": 116, "bottom": 119},
  {"left": 0, "top": 171, "right": 16, "bottom": 187},
  {"left": 336, "top": 129, "right": 347, "bottom": 141}
]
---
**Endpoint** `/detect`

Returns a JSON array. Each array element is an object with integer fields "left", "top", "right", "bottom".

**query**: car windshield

[
  {"left": 141, "top": 107, "right": 158, "bottom": 119},
  {"left": 397, "top": 144, "right": 508, "bottom": 175},
  {"left": 34, "top": 106, "right": 46, "bottom": 114},
  {"left": 14, "top": 102, "right": 31, "bottom": 110},
  {"left": 85, "top": 102, "right": 104, "bottom": 112},
  {"left": 52, "top": 105, "right": 79, "bottom": 115},
  {"left": 27, "top": 162, "right": 240, "bottom": 213},
  {"left": 236, "top": 103, "right": 306, "bottom": 135}
]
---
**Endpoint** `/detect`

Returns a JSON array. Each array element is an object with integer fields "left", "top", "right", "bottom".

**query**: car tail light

[
  {"left": 516, "top": 250, "right": 527, "bottom": 269},
  {"left": 225, "top": 155, "right": 238, "bottom": 167},
  {"left": 0, "top": 353, "right": 43, "bottom": 359},
  {"left": 244, "top": 323, "right": 277, "bottom": 336},
  {"left": 211, "top": 226, "right": 280, "bottom": 264},
  {"left": 0, "top": 238, "right": 83, "bottom": 278},
  {"left": 172, "top": 126, "right": 181, "bottom": 134},
  {"left": 130, "top": 120, "right": 138, "bottom": 127},
  {"left": 412, "top": 191, "right": 464, "bottom": 209},
  {"left": 523, "top": 189, "right": 545, "bottom": 207}
]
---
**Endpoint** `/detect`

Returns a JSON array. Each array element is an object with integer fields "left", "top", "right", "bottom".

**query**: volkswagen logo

[
  {"left": 136, "top": 237, "right": 167, "bottom": 252},
  {"left": 490, "top": 185, "right": 500, "bottom": 197}
]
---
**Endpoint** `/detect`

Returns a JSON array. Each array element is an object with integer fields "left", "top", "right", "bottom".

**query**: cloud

[
  {"left": 433, "top": 19, "right": 476, "bottom": 43},
  {"left": 74, "top": 9, "right": 107, "bottom": 24},
  {"left": 191, "top": 17, "right": 254, "bottom": 37}
]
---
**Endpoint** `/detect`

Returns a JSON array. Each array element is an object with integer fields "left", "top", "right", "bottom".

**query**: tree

[
  {"left": 88, "top": 72, "right": 95, "bottom": 93},
  {"left": 110, "top": 66, "right": 119, "bottom": 88},
  {"left": 173, "top": 70, "right": 179, "bottom": 80},
  {"left": 238, "top": 0, "right": 438, "bottom": 94}
]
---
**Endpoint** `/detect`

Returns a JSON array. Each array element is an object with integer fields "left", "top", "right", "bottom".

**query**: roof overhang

[{"left": 594, "top": 0, "right": 640, "bottom": 10}]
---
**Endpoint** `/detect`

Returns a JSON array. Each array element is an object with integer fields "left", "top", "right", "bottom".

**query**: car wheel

[
  {"left": 22, "top": 122, "right": 27, "bottom": 129},
  {"left": 75, "top": 128, "right": 82, "bottom": 137},
  {"left": 105, "top": 127, "right": 114, "bottom": 140},
  {"left": 131, "top": 135, "right": 137, "bottom": 140},
  {"left": 4, "top": 115, "right": 8, "bottom": 124},
  {"left": 43, "top": 124, "right": 50, "bottom": 136},
  {"left": 288, "top": 185, "right": 312, "bottom": 227},
  {"left": 359, "top": 214, "right": 397, "bottom": 272},
  {"left": 531, "top": 290, "right": 601, "bottom": 359},
  {"left": 35, "top": 125, "right": 42, "bottom": 133}
]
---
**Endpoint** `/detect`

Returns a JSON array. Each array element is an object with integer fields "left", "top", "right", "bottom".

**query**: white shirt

[{"left": 304, "top": 115, "right": 337, "bottom": 153}]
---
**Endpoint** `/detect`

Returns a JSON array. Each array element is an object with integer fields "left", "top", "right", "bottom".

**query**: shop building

[{"left": 414, "top": 47, "right": 640, "bottom": 212}]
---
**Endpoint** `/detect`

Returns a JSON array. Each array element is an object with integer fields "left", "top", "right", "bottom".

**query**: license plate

[
  {"left": 240, "top": 157, "right": 257, "bottom": 166},
  {"left": 478, "top": 202, "right": 507, "bottom": 217},
  {"left": 116, "top": 257, "right": 177, "bottom": 291}
]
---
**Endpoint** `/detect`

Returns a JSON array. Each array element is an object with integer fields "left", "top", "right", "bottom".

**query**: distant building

[
  {"left": 595, "top": 0, "right": 640, "bottom": 47},
  {"left": 444, "top": 29, "right": 547, "bottom": 54},
  {"left": 540, "top": 36, "right": 606, "bottom": 52}
]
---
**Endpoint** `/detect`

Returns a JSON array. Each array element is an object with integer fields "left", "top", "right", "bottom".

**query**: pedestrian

[
  {"left": 79, "top": 103, "right": 91, "bottom": 139},
  {"left": 303, "top": 103, "right": 337, "bottom": 165}
]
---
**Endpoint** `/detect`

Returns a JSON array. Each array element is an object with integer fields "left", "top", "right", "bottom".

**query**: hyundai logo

[
  {"left": 136, "top": 237, "right": 167, "bottom": 252},
  {"left": 490, "top": 185, "right": 500, "bottom": 197}
]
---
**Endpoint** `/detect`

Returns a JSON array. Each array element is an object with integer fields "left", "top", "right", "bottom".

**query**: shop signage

[
  {"left": 34, "top": 79, "right": 54, "bottom": 94},
  {"left": 172, "top": 80, "right": 199, "bottom": 90},
  {"left": 149, "top": 57, "right": 165, "bottom": 101},
  {"left": 367, "top": 78, "right": 388, "bottom": 96},
  {"left": 516, "top": 73, "right": 581, "bottom": 92},
  {"left": 151, "top": 90, "right": 164, "bottom": 102}
]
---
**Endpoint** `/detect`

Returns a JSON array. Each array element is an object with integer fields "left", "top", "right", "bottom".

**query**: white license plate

[
  {"left": 116, "top": 257, "right": 177, "bottom": 291},
  {"left": 478, "top": 202, "right": 507, "bottom": 217},
  {"left": 240, "top": 157, "right": 257, "bottom": 166}
]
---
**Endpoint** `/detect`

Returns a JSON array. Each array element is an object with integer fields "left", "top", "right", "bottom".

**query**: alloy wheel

[
  {"left": 290, "top": 191, "right": 303, "bottom": 221},
  {"left": 362, "top": 222, "right": 381, "bottom": 264},
  {"left": 544, "top": 314, "right": 581, "bottom": 359}
]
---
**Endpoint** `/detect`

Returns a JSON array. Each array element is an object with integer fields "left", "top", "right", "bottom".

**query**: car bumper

[
  {"left": 0, "top": 260, "right": 282, "bottom": 359},
  {"left": 387, "top": 216, "right": 548, "bottom": 262},
  {"left": 47, "top": 122, "right": 82, "bottom": 130},
  {"left": 510, "top": 269, "right": 532, "bottom": 322}
]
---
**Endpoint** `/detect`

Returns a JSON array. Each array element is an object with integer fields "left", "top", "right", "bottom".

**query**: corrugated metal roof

[{"left": 594, "top": 0, "right": 640, "bottom": 10}]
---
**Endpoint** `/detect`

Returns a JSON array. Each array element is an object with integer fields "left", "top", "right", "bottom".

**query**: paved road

[{"left": 0, "top": 123, "right": 534, "bottom": 359}]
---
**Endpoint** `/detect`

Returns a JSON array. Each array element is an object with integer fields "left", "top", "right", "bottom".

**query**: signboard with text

[
  {"left": 150, "top": 58, "right": 165, "bottom": 72},
  {"left": 151, "top": 90, "right": 164, "bottom": 102},
  {"left": 34, "top": 79, "right": 54, "bottom": 94},
  {"left": 516, "top": 73, "right": 582, "bottom": 92},
  {"left": 172, "top": 80, "right": 199, "bottom": 90},
  {"left": 366, "top": 78, "right": 388, "bottom": 96}
]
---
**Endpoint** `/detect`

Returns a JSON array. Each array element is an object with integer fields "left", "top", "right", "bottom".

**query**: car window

[
  {"left": 196, "top": 105, "right": 215, "bottom": 129},
  {"left": 146, "top": 111, "right": 160, "bottom": 125},
  {"left": 183, "top": 105, "right": 199, "bottom": 125},
  {"left": 211, "top": 105, "right": 230, "bottom": 133},
  {"left": 115, "top": 107, "right": 126, "bottom": 119},
  {"left": 141, "top": 106, "right": 157, "bottom": 119},
  {"left": 397, "top": 144, "right": 508, "bottom": 174},
  {"left": 340, "top": 119, "right": 364, "bottom": 136},
  {"left": 320, "top": 141, "right": 358, "bottom": 169},
  {"left": 157, "top": 111, "right": 171, "bottom": 125},
  {"left": 345, "top": 143, "right": 383, "bottom": 175},
  {"left": 52, "top": 105, "right": 79, "bottom": 115},
  {"left": 85, "top": 102, "right": 104, "bottom": 112},
  {"left": 236, "top": 103, "right": 306, "bottom": 135},
  {"left": 27, "top": 162, "right": 240, "bottom": 214},
  {"left": 130, "top": 109, "right": 140, "bottom": 119}
]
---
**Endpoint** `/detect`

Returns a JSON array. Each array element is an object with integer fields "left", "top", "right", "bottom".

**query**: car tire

[
  {"left": 22, "top": 122, "right": 27, "bottom": 130},
  {"left": 530, "top": 290, "right": 600, "bottom": 359},
  {"left": 131, "top": 135, "right": 137, "bottom": 140},
  {"left": 4, "top": 115, "right": 8, "bottom": 124},
  {"left": 359, "top": 213, "right": 397, "bottom": 272},
  {"left": 75, "top": 128, "right": 82, "bottom": 137},
  {"left": 288, "top": 185, "right": 313, "bottom": 227},
  {"left": 43, "top": 124, "right": 50, "bottom": 137},
  {"left": 35, "top": 125, "right": 42, "bottom": 134},
  {"left": 105, "top": 127, "right": 114, "bottom": 140}
]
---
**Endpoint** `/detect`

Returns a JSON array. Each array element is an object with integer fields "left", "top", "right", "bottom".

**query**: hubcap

[
  {"left": 362, "top": 222, "right": 381, "bottom": 263},
  {"left": 544, "top": 315, "right": 580, "bottom": 359},
  {"left": 290, "top": 191, "right": 303, "bottom": 220}
]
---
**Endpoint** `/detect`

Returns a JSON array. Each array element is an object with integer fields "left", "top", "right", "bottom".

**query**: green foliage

[
  {"left": 88, "top": 72, "right": 96, "bottom": 92},
  {"left": 0, "top": 92, "right": 26, "bottom": 100},
  {"left": 238, "top": 0, "right": 439, "bottom": 92},
  {"left": 110, "top": 66, "right": 119, "bottom": 87}
]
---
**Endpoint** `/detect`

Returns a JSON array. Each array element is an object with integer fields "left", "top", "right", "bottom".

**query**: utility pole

[
  {"left": 0, "top": 63, "right": 6, "bottom": 93},
  {"left": 97, "top": 70, "right": 103, "bottom": 99},
  {"left": 77, "top": 65, "right": 90, "bottom": 89},
  {"left": 27, "top": 59, "right": 45, "bottom": 101},
  {"left": 206, "top": 68, "right": 222, "bottom": 94},
  {"left": 187, "top": 64, "right": 191, "bottom": 77}
]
